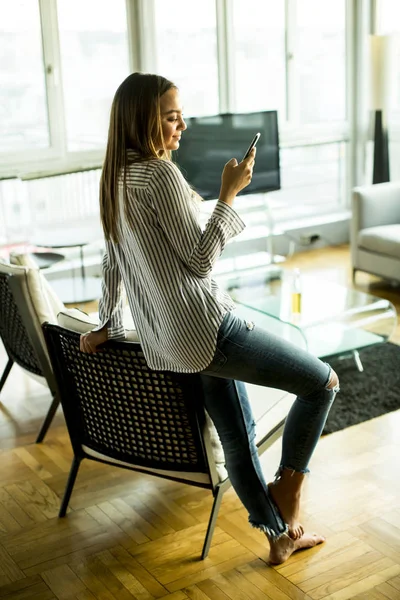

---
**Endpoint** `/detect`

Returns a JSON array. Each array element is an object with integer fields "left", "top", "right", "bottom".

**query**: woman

[{"left": 80, "top": 72, "right": 339, "bottom": 565}]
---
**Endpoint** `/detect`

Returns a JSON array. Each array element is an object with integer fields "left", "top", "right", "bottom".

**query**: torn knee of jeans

[{"left": 325, "top": 366, "right": 340, "bottom": 393}]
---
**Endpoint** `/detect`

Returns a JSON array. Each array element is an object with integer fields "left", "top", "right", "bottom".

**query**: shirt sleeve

[
  {"left": 148, "top": 160, "right": 246, "bottom": 278},
  {"left": 93, "top": 239, "right": 126, "bottom": 340}
]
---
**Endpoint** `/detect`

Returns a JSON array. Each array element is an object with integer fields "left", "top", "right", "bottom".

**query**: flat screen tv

[{"left": 175, "top": 110, "right": 280, "bottom": 200}]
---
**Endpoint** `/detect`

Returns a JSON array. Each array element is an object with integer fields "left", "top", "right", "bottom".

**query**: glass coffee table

[{"left": 228, "top": 274, "right": 397, "bottom": 371}]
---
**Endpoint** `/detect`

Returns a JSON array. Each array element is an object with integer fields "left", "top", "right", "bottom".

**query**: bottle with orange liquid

[{"left": 291, "top": 268, "right": 302, "bottom": 314}]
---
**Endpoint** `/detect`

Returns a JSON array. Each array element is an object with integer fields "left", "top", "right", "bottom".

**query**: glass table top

[{"left": 228, "top": 274, "right": 397, "bottom": 358}]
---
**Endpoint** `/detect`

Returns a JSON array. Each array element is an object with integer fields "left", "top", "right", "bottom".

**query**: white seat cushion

[
  {"left": 358, "top": 225, "right": 400, "bottom": 259},
  {"left": 57, "top": 308, "right": 139, "bottom": 341},
  {"left": 81, "top": 445, "right": 212, "bottom": 484},
  {"left": 1, "top": 253, "right": 62, "bottom": 325}
]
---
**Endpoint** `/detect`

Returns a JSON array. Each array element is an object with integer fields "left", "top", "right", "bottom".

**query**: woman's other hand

[
  {"left": 80, "top": 326, "right": 109, "bottom": 353},
  {"left": 219, "top": 147, "right": 256, "bottom": 206}
]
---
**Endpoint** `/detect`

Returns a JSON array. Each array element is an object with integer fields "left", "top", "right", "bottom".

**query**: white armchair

[{"left": 351, "top": 182, "right": 400, "bottom": 283}]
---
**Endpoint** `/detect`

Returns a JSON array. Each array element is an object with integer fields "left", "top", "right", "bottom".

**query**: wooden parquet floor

[{"left": 0, "top": 245, "right": 399, "bottom": 600}]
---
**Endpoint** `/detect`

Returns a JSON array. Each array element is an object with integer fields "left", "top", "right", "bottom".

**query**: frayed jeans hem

[
  {"left": 249, "top": 518, "right": 289, "bottom": 541},
  {"left": 275, "top": 465, "right": 310, "bottom": 480}
]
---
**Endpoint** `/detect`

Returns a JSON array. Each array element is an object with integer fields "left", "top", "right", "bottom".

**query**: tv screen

[{"left": 175, "top": 111, "right": 280, "bottom": 200}]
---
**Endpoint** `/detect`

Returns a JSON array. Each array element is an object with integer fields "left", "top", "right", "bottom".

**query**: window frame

[
  {"left": 0, "top": 0, "right": 371, "bottom": 217},
  {"left": 0, "top": 0, "right": 140, "bottom": 177},
  {"left": 0, "top": 0, "right": 64, "bottom": 174},
  {"left": 222, "top": 0, "right": 351, "bottom": 212}
]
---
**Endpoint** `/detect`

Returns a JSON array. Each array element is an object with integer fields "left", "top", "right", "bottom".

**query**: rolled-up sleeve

[
  {"left": 94, "top": 240, "right": 125, "bottom": 340},
  {"left": 148, "top": 160, "right": 245, "bottom": 278}
]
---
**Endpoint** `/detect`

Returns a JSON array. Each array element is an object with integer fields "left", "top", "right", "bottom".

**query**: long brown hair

[{"left": 100, "top": 72, "right": 176, "bottom": 242}]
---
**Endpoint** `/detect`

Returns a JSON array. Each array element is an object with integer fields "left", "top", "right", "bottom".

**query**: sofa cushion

[
  {"left": 9, "top": 253, "right": 64, "bottom": 323},
  {"left": 358, "top": 225, "right": 400, "bottom": 259},
  {"left": 0, "top": 256, "right": 59, "bottom": 327}
]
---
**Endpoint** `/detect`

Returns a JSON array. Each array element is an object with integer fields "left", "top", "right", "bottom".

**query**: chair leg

[
  {"left": 59, "top": 456, "right": 82, "bottom": 517},
  {"left": 35, "top": 393, "right": 60, "bottom": 443},
  {"left": 201, "top": 484, "right": 225, "bottom": 560},
  {"left": 352, "top": 268, "right": 357, "bottom": 283},
  {"left": 0, "top": 357, "right": 13, "bottom": 394}
]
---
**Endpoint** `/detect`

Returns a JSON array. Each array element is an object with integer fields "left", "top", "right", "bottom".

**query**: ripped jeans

[{"left": 200, "top": 310, "right": 339, "bottom": 540}]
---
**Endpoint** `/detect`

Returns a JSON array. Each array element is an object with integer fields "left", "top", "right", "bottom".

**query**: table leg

[
  {"left": 80, "top": 245, "right": 85, "bottom": 279},
  {"left": 353, "top": 350, "right": 364, "bottom": 372}
]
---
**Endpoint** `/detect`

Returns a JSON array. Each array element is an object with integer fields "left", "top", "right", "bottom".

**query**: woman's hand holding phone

[
  {"left": 219, "top": 147, "right": 256, "bottom": 206},
  {"left": 242, "top": 132, "right": 261, "bottom": 161}
]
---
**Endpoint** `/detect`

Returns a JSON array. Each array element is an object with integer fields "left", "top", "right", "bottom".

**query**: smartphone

[{"left": 242, "top": 132, "right": 261, "bottom": 161}]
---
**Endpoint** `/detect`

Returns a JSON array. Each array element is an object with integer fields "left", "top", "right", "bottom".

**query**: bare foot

[
  {"left": 268, "top": 481, "right": 304, "bottom": 540},
  {"left": 268, "top": 531, "right": 325, "bottom": 565}
]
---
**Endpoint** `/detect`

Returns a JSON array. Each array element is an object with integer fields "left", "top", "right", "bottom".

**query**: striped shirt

[{"left": 97, "top": 150, "right": 245, "bottom": 373}]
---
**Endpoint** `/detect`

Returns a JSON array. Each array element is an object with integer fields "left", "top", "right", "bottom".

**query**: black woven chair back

[
  {"left": 43, "top": 324, "right": 210, "bottom": 474},
  {"left": 0, "top": 273, "right": 42, "bottom": 376}
]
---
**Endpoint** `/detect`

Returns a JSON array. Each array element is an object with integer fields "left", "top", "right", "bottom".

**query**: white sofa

[{"left": 351, "top": 181, "right": 400, "bottom": 283}]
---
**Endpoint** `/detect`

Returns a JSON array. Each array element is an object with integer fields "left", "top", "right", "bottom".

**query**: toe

[{"left": 289, "top": 524, "right": 304, "bottom": 540}]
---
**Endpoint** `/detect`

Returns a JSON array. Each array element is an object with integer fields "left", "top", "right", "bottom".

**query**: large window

[
  {"left": 269, "top": 141, "right": 348, "bottom": 221},
  {"left": 57, "top": 0, "right": 130, "bottom": 151},
  {"left": 0, "top": 0, "right": 49, "bottom": 153},
  {"left": 231, "top": 0, "right": 347, "bottom": 220},
  {"left": 232, "top": 0, "right": 286, "bottom": 117},
  {"left": 0, "top": 0, "right": 352, "bottom": 237},
  {"left": 232, "top": 0, "right": 346, "bottom": 125},
  {"left": 295, "top": 0, "right": 346, "bottom": 124},
  {"left": 154, "top": 0, "right": 219, "bottom": 117}
]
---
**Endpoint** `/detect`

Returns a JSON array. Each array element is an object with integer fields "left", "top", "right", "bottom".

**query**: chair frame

[
  {"left": 0, "top": 272, "right": 60, "bottom": 443},
  {"left": 43, "top": 323, "right": 285, "bottom": 559}
]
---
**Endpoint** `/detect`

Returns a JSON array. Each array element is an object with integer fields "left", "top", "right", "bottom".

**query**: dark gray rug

[{"left": 322, "top": 342, "right": 400, "bottom": 435}]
